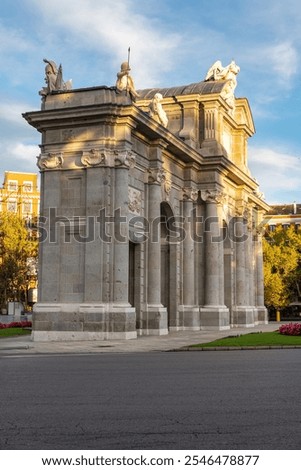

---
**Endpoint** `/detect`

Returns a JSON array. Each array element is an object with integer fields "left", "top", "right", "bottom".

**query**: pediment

[{"left": 233, "top": 98, "right": 255, "bottom": 134}]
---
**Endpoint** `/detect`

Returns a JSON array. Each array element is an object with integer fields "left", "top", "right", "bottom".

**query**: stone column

[
  {"left": 200, "top": 190, "right": 230, "bottom": 330},
  {"left": 246, "top": 207, "right": 258, "bottom": 323},
  {"left": 235, "top": 216, "right": 247, "bottom": 306},
  {"left": 105, "top": 151, "right": 137, "bottom": 339},
  {"left": 177, "top": 187, "right": 200, "bottom": 330},
  {"left": 255, "top": 212, "right": 268, "bottom": 323},
  {"left": 232, "top": 204, "right": 255, "bottom": 327},
  {"left": 143, "top": 167, "right": 168, "bottom": 335}
]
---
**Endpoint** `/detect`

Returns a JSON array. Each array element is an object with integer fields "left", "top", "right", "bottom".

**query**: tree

[
  {"left": 263, "top": 225, "right": 301, "bottom": 312},
  {"left": 0, "top": 211, "right": 38, "bottom": 310}
]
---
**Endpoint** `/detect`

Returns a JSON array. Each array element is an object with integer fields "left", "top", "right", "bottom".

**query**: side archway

[{"left": 160, "top": 202, "right": 177, "bottom": 327}]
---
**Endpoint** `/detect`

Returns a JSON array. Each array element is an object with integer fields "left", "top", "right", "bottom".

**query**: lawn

[
  {"left": 0, "top": 327, "right": 31, "bottom": 338},
  {"left": 190, "top": 331, "right": 301, "bottom": 348}
]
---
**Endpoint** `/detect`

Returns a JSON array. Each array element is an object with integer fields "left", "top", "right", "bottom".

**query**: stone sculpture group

[{"left": 39, "top": 57, "right": 240, "bottom": 117}]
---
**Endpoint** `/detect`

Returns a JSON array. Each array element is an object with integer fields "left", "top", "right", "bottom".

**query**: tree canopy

[
  {"left": 263, "top": 225, "right": 301, "bottom": 310},
  {"left": 0, "top": 212, "right": 38, "bottom": 309}
]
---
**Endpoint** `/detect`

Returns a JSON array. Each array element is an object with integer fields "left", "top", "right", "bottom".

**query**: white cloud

[
  {"left": 8, "top": 143, "right": 39, "bottom": 162},
  {"left": 0, "top": 102, "right": 28, "bottom": 125},
  {"left": 248, "top": 145, "right": 301, "bottom": 202},
  {"left": 0, "top": 23, "right": 33, "bottom": 53},
  {"left": 28, "top": 0, "right": 182, "bottom": 87},
  {"left": 261, "top": 42, "right": 299, "bottom": 83},
  {"left": 0, "top": 131, "right": 39, "bottom": 177}
]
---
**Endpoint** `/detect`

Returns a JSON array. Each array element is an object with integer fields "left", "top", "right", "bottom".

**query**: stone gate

[{"left": 23, "top": 59, "right": 269, "bottom": 341}]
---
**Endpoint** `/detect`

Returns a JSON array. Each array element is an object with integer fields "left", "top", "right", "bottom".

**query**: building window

[
  {"left": 23, "top": 201, "right": 32, "bottom": 215},
  {"left": 7, "top": 180, "right": 18, "bottom": 192},
  {"left": 282, "top": 224, "right": 290, "bottom": 230},
  {"left": 269, "top": 224, "right": 276, "bottom": 232},
  {"left": 7, "top": 199, "right": 17, "bottom": 212},
  {"left": 23, "top": 181, "right": 33, "bottom": 193}
]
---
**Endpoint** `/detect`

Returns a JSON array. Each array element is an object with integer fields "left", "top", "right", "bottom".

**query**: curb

[{"left": 174, "top": 345, "right": 301, "bottom": 351}]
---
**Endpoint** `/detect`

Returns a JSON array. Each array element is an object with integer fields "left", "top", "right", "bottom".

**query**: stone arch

[
  {"left": 128, "top": 240, "right": 141, "bottom": 329},
  {"left": 160, "top": 201, "right": 177, "bottom": 327},
  {"left": 223, "top": 219, "right": 234, "bottom": 323}
]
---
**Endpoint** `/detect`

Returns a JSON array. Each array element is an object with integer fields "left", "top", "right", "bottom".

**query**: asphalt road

[{"left": 1, "top": 350, "right": 301, "bottom": 450}]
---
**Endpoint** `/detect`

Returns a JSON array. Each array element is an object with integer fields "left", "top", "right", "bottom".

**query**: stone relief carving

[
  {"left": 204, "top": 60, "right": 240, "bottom": 110},
  {"left": 149, "top": 93, "right": 168, "bottom": 128},
  {"left": 37, "top": 152, "right": 63, "bottom": 170},
  {"left": 164, "top": 178, "right": 172, "bottom": 201},
  {"left": 128, "top": 187, "right": 142, "bottom": 215},
  {"left": 114, "top": 150, "right": 136, "bottom": 169},
  {"left": 148, "top": 168, "right": 166, "bottom": 185},
  {"left": 39, "top": 59, "right": 72, "bottom": 97},
  {"left": 115, "top": 61, "right": 139, "bottom": 101},
  {"left": 182, "top": 187, "right": 199, "bottom": 202},
  {"left": 62, "top": 129, "right": 76, "bottom": 142},
  {"left": 81, "top": 149, "right": 107, "bottom": 167}
]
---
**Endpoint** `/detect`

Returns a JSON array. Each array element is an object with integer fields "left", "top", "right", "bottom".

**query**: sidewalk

[{"left": 0, "top": 322, "right": 282, "bottom": 355}]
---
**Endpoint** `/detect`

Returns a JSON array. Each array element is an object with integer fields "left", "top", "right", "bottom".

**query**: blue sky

[{"left": 1, "top": 0, "right": 301, "bottom": 203}]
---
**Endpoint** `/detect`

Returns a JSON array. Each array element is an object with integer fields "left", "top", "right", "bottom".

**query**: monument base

[
  {"left": 139, "top": 304, "right": 168, "bottom": 335},
  {"left": 173, "top": 305, "right": 200, "bottom": 331},
  {"left": 31, "top": 302, "right": 137, "bottom": 341},
  {"left": 256, "top": 306, "right": 269, "bottom": 324},
  {"left": 200, "top": 306, "right": 230, "bottom": 330},
  {"left": 232, "top": 306, "right": 257, "bottom": 327}
]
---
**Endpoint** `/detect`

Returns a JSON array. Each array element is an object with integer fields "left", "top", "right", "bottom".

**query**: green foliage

[
  {"left": 263, "top": 225, "right": 301, "bottom": 310},
  {"left": 0, "top": 212, "right": 38, "bottom": 308},
  {"left": 0, "top": 327, "right": 31, "bottom": 337},
  {"left": 190, "top": 331, "right": 301, "bottom": 348}
]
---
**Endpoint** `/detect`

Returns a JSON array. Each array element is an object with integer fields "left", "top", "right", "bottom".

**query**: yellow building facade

[{"left": 0, "top": 171, "right": 40, "bottom": 221}]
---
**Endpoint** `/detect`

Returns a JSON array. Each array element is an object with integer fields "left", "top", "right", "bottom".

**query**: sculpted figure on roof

[
  {"left": 205, "top": 59, "right": 240, "bottom": 111},
  {"left": 115, "top": 61, "right": 139, "bottom": 101},
  {"left": 205, "top": 60, "right": 240, "bottom": 83},
  {"left": 39, "top": 58, "right": 72, "bottom": 96},
  {"left": 149, "top": 93, "right": 168, "bottom": 128}
]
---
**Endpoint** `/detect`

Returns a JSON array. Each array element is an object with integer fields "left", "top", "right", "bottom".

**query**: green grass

[
  {"left": 190, "top": 331, "right": 301, "bottom": 348},
  {"left": 0, "top": 327, "right": 31, "bottom": 338}
]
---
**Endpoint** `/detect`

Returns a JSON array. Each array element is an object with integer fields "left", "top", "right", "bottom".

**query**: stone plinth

[{"left": 32, "top": 303, "right": 136, "bottom": 341}]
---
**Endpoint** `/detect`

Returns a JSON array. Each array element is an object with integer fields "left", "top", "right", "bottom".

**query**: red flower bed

[
  {"left": 279, "top": 323, "right": 301, "bottom": 336},
  {"left": 0, "top": 321, "right": 32, "bottom": 330}
]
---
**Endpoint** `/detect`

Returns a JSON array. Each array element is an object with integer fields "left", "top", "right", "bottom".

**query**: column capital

[
  {"left": 148, "top": 167, "right": 166, "bottom": 185},
  {"left": 114, "top": 150, "right": 136, "bottom": 169},
  {"left": 235, "top": 200, "right": 248, "bottom": 218},
  {"left": 201, "top": 189, "right": 225, "bottom": 204},
  {"left": 182, "top": 187, "right": 198, "bottom": 202}
]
